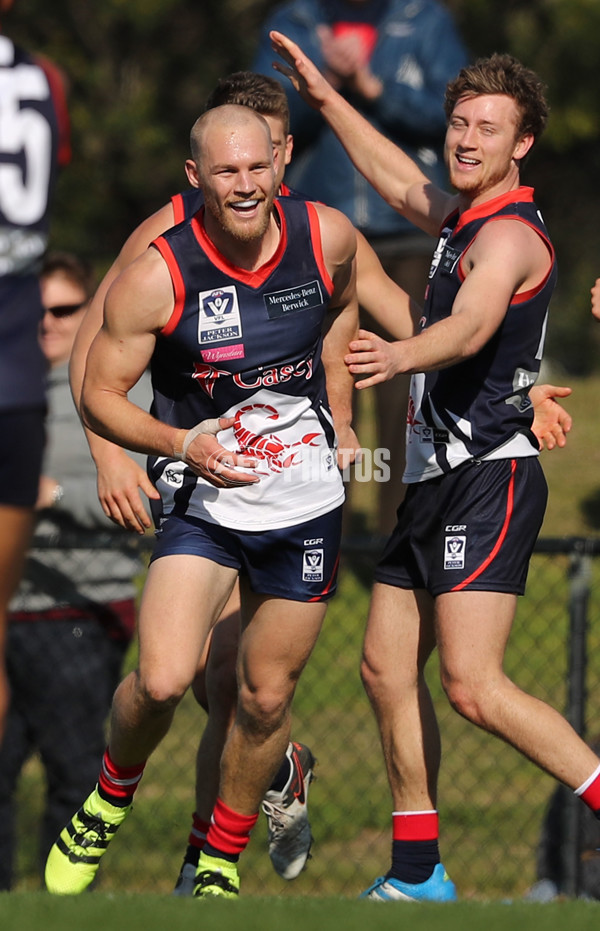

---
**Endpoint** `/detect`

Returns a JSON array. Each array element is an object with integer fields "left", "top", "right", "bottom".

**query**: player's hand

[
  {"left": 345, "top": 328, "right": 401, "bottom": 388},
  {"left": 95, "top": 446, "right": 160, "bottom": 534},
  {"left": 270, "top": 30, "right": 336, "bottom": 110},
  {"left": 529, "top": 383, "right": 572, "bottom": 451},
  {"left": 182, "top": 417, "right": 260, "bottom": 488},
  {"left": 591, "top": 278, "right": 600, "bottom": 320}
]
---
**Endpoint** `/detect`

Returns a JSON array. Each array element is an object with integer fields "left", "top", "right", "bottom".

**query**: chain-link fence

[{"left": 8, "top": 531, "right": 600, "bottom": 900}]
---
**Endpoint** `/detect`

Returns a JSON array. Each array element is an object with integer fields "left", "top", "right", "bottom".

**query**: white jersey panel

[{"left": 154, "top": 387, "right": 344, "bottom": 530}]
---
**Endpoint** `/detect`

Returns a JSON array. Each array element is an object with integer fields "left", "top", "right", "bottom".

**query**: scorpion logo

[{"left": 232, "top": 403, "right": 320, "bottom": 473}]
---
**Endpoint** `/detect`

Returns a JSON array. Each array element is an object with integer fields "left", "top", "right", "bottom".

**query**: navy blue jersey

[
  {"left": 0, "top": 36, "right": 70, "bottom": 411},
  {"left": 404, "top": 186, "right": 557, "bottom": 483},
  {"left": 149, "top": 197, "right": 344, "bottom": 530}
]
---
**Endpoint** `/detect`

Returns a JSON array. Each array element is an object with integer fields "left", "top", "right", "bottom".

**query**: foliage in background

[{"left": 6, "top": 0, "right": 600, "bottom": 370}]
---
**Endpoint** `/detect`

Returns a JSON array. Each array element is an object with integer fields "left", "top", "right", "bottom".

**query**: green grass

[{"left": 1, "top": 892, "right": 599, "bottom": 931}]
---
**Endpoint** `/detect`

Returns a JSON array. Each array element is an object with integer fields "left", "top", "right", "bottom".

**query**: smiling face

[
  {"left": 188, "top": 106, "right": 277, "bottom": 245},
  {"left": 444, "top": 93, "right": 533, "bottom": 204}
]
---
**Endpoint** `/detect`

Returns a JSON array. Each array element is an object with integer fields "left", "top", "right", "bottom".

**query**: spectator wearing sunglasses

[{"left": 0, "top": 252, "right": 149, "bottom": 890}]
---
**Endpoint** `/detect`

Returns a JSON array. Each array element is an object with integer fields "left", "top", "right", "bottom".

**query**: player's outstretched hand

[
  {"left": 345, "top": 328, "right": 401, "bottom": 389},
  {"left": 530, "top": 383, "right": 572, "bottom": 451}
]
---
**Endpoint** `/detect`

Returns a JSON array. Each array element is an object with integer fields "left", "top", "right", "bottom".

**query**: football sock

[
  {"left": 97, "top": 747, "right": 146, "bottom": 807},
  {"left": 389, "top": 810, "right": 440, "bottom": 884},
  {"left": 575, "top": 762, "right": 600, "bottom": 817},
  {"left": 185, "top": 813, "right": 211, "bottom": 865},
  {"left": 202, "top": 797, "right": 258, "bottom": 863}
]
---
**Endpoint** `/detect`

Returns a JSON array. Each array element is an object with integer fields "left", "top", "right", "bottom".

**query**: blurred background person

[
  {"left": 0, "top": 0, "right": 70, "bottom": 739},
  {"left": 0, "top": 252, "right": 146, "bottom": 890},
  {"left": 252, "top": 0, "right": 469, "bottom": 536}
]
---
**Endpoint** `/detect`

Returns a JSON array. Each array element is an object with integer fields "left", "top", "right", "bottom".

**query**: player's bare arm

[
  {"left": 269, "top": 30, "right": 453, "bottom": 237},
  {"left": 355, "top": 230, "right": 419, "bottom": 340},
  {"left": 346, "top": 218, "right": 552, "bottom": 387},
  {"left": 317, "top": 202, "right": 361, "bottom": 464},
  {"left": 82, "top": 249, "right": 258, "bottom": 490},
  {"left": 70, "top": 203, "right": 176, "bottom": 532}
]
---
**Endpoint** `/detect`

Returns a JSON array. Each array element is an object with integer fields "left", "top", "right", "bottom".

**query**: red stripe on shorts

[{"left": 451, "top": 458, "right": 517, "bottom": 592}]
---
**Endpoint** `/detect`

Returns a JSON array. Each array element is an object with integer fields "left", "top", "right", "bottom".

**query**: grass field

[{"left": 1, "top": 892, "right": 599, "bottom": 931}]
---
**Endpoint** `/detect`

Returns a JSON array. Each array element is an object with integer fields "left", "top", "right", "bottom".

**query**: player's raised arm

[{"left": 269, "top": 30, "right": 452, "bottom": 237}]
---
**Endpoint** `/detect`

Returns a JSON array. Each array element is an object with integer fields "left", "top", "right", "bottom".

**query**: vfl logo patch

[
  {"left": 264, "top": 280, "right": 323, "bottom": 319},
  {"left": 419, "top": 426, "right": 450, "bottom": 444},
  {"left": 198, "top": 285, "right": 242, "bottom": 344},
  {"left": 302, "top": 548, "right": 324, "bottom": 582},
  {"left": 444, "top": 535, "right": 466, "bottom": 570}
]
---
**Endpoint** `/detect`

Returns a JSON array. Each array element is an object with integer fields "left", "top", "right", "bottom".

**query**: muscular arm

[
  {"left": 70, "top": 204, "right": 176, "bottom": 532},
  {"left": 82, "top": 250, "right": 258, "bottom": 490},
  {"left": 270, "top": 30, "right": 454, "bottom": 237},
  {"left": 345, "top": 219, "right": 552, "bottom": 386}
]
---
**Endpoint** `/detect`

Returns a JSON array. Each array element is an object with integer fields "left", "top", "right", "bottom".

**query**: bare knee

[
  {"left": 441, "top": 671, "right": 490, "bottom": 728},
  {"left": 134, "top": 668, "right": 188, "bottom": 714},
  {"left": 360, "top": 648, "right": 417, "bottom": 711},
  {"left": 237, "top": 680, "right": 293, "bottom": 740}
]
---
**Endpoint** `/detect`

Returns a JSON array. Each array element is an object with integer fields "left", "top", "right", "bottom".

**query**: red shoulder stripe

[
  {"left": 151, "top": 236, "right": 186, "bottom": 336},
  {"left": 306, "top": 202, "right": 333, "bottom": 295}
]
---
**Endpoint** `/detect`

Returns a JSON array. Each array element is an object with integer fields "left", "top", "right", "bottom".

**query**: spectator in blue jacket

[{"left": 253, "top": 0, "right": 469, "bottom": 535}]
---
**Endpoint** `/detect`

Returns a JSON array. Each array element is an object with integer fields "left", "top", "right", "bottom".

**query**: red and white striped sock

[{"left": 97, "top": 746, "right": 146, "bottom": 807}]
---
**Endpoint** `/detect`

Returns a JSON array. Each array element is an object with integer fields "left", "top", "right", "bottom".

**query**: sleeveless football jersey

[
  {"left": 149, "top": 197, "right": 344, "bottom": 530},
  {"left": 0, "top": 36, "right": 70, "bottom": 411},
  {"left": 404, "top": 187, "right": 557, "bottom": 483}
]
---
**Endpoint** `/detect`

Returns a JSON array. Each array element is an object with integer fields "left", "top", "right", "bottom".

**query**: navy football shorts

[
  {"left": 150, "top": 505, "right": 343, "bottom": 602},
  {"left": 375, "top": 457, "right": 547, "bottom": 597},
  {"left": 0, "top": 407, "right": 46, "bottom": 507}
]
